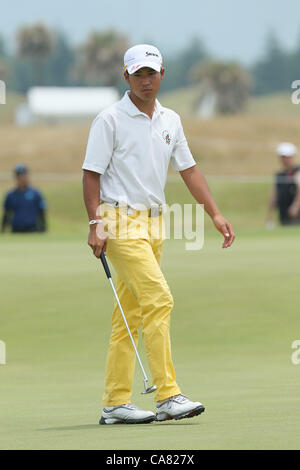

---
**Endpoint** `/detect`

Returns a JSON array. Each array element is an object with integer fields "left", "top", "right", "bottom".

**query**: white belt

[{"left": 101, "top": 201, "right": 162, "bottom": 217}]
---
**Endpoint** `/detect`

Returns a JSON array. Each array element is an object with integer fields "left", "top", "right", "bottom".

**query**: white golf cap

[
  {"left": 123, "top": 44, "right": 163, "bottom": 74},
  {"left": 277, "top": 142, "right": 297, "bottom": 157}
]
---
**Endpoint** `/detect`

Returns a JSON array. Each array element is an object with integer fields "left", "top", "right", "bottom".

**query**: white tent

[{"left": 15, "top": 86, "right": 119, "bottom": 125}]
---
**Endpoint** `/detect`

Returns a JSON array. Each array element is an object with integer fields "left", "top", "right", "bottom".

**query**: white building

[{"left": 15, "top": 86, "right": 119, "bottom": 125}]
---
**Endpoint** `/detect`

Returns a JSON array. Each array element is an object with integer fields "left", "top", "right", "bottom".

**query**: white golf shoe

[
  {"left": 100, "top": 403, "right": 156, "bottom": 425},
  {"left": 156, "top": 394, "right": 205, "bottom": 421}
]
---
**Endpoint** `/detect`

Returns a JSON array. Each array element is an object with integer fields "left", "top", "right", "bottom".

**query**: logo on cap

[{"left": 146, "top": 51, "right": 159, "bottom": 58}]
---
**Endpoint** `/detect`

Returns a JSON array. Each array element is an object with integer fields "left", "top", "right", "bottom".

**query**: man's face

[
  {"left": 124, "top": 67, "right": 165, "bottom": 101},
  {"left": 15, "top": 173, "right": 29, "bottom": 188},
  {"left": 280, "top": 156, "right": 295, "bottom": 170}
]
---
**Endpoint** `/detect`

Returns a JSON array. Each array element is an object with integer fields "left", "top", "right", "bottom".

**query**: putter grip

[{"left": 99, "top": 251, "right": 111, "bottom": 279}]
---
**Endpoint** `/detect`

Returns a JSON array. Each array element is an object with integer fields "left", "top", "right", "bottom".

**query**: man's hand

[
  {"left": 180, "top": 166, "right": 235, "bottom": 248},
  {"left": 88, "top": 221, "right": 108, "bottom": 258},
  {"left": 288, "top": 202, "right": 300, "bottom": 218},
  {"left": 212, "top": 213, "right": 235, "bottom": 248},
  {"left": 289, "top": 171, "right": 300, "bottom": 218}
]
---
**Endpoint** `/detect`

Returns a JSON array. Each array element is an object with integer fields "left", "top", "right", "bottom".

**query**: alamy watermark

[
  {"left": 291, "top": 340, "right": 300, "bottom": 365},
  {"left": 291, "top": 80, "right": 300, "bottom": 104},
  {"left": 0, "top": 80, "right": 6, "bottom": 104},
  {"left": 0, "top": 340, "right": 6, "bottom": 365},
  {"left": 97, "top": 201, "right": 205, "bottom": 251}
]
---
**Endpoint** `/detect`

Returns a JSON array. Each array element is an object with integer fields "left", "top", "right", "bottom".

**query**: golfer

[
  {"left": 82, "top": 44, "right": 235, "bottom": 425},
  {"left": 266, "top": 142, "right": 300, "bottom": 226}
]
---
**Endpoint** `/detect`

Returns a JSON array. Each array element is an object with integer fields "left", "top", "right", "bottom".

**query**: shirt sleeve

[
  {"left": 82, "top": 113, "right": 114, "bottom": 174},
  {"left": 4, "top": 192, "right": 12, "bottom": 211},
  {"left": 36, "top": 191, "right": 47, "bottom": 210},
  {"left": 170, "top": 116, "right": 196, "bottom": 172}
]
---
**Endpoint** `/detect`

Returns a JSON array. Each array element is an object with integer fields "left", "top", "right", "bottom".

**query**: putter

[{"left": 99, "top": 250, "right": 157, "bottom": 395}]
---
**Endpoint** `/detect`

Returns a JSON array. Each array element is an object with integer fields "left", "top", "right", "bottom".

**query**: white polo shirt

[{"left": 82, "top": 90, "right": 196, "bottom": 208}]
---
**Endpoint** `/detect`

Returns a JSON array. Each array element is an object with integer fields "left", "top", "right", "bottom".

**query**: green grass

[
  {"left": 0, "top": 175, "right": 274, "bottom": 234},
  {"left": 1, "top": 229, "right": 300, "bottom": 450},
  {"left": 1, "top": 177, "right": 300, "bottom": 449}
]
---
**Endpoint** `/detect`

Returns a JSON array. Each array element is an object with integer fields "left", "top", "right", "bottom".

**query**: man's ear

[
  {"left": 123, "top": 70, "right": 130, "bottom": 83},
  {"left": 160, "top": 67, "right": 165, "bottom": 80}
]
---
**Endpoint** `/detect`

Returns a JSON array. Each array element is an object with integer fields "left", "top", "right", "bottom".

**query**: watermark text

[{"left": 0, "top": 80, "right": 6, "bottom": 104}]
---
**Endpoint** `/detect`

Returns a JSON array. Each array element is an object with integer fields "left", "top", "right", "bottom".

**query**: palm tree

[
  {"left": 0, "top": 36, "right": 10, "bottom": 94},
  {"left": 0, "top": 34, "right": 6, "bottom": 58},
  {"left": 74, "top": 30, "right": 128, "bottom": 86},
  {"left": 16, "top": 23, "right": 54, "bottom": 85},
  {"left": 191, "top": 60, "right": 252, "bottom": 114}
]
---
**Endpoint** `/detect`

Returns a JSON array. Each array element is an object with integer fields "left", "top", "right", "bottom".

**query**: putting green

[{"left": 1, "top": 229, "right": 300, "bottom": 449}]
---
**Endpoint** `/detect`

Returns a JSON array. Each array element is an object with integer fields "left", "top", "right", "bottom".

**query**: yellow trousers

[{"left": 100, "top": 203, "right": 181, "bottom": 406}]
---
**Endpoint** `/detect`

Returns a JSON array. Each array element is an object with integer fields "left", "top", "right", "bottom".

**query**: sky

[{"left": 1, "top": 0, "right": 300, "bottom": 65}]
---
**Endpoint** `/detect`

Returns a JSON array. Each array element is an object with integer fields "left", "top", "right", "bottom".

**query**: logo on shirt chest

[{"left": 162, "top": 130, "right": 171, "bottom": 145}]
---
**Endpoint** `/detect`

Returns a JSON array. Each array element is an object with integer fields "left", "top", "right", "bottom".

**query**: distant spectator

[
  {"left": 1, "top": 164, "right": 47, "bottom": 233},
  {"left": 266, "top": 143, "right": 300, "bottom": 227}
]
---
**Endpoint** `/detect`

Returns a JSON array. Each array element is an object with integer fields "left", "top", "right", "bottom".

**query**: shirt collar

[{"left": 121, "top": 90, "right": 164, "bottom": 118}]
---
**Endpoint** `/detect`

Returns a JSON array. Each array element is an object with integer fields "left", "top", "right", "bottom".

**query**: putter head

[{"left": 141, "top": 384, "right": 157, "bottom": 394}]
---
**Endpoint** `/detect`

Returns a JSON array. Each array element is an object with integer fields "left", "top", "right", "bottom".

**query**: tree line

[{"left": 0, "top": 24, "right": 298, "bottom": 109}]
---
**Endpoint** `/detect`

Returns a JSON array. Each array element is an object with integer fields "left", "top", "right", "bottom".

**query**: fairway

[{"left": 1, "top": 227, "right": 300, "bottom": 450}]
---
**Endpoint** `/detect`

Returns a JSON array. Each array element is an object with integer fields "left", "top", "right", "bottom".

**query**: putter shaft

[
  {"left": 108, "top": 277, "right": 149, "bottom": 385},
  {"left": 99, "top": 251, "right": 156, "bottom": 394}
]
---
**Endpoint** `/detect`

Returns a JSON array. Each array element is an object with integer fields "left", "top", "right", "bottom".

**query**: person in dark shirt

[
  {"left": 266, "top": 142, "right": 300, "bottom": 227},
  {"left": 1, "top": 164, "right": 47, "bottom": 233}
]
